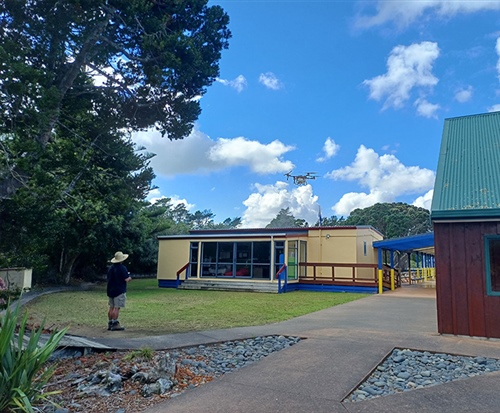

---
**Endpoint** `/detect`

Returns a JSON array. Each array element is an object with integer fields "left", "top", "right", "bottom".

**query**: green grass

[{"left": 25, "top": 279, "right": 368, "bottom": 334}]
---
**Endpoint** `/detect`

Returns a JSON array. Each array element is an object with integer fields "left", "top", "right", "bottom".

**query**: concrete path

[
  {"left": 115, "top": 286, "right": 500, "bottom": 413},
  {"left": 15, "top": 284, "right": 500, "bottom": 412}
]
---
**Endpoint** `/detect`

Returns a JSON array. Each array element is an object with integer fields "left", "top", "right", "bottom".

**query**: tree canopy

[
  {"left": 0, "top": 1, "right": 232, "bottom": 284},
  {"left": 0, "top": 0, "right": 231, "bottom": 196},
  {"left": 266, "top": 208, "right": 307, "bottom": 228},
  {"left": 343, "top": 202, "right": 432, "bottom": 238}
]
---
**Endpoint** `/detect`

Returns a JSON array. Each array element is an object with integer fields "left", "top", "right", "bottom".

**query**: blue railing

[
  {"left": 176, "top": 263, "right": 190, "bottom": 288},
  {"left": 276, "top": 264, "right": 288, "bottom": 294}
]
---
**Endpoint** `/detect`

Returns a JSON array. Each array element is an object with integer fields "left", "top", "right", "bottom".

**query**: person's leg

[
  {"left": 110, "top": 294, "right": 126, "bottom": 330},
  {"left": 108, "top": 297, "right": 121, "bottom": 329}
]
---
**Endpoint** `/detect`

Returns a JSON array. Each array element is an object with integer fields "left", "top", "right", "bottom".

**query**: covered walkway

[{"left": 373, "top": 233, "right": 435, "bottom": 293}]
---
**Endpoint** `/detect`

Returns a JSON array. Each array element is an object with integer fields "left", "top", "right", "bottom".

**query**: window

[
  {"left": 299, "top": 240, "right": 307, "bottom": 278},
  {"left": 485, "top": 236, "right": 500, "bottom": 296},
  {"left": 200, "top": 241, "right": 271, "bottom": 279},
  {"left": 189, "top": 242, "right": 198, "bottom": 278}
]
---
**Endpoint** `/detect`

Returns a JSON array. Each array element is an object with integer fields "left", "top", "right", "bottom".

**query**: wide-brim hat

[{"left": 111, "top": 251, "right": 129, "bottom": 263}]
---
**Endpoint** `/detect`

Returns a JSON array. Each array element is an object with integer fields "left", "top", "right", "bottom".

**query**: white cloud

[
  {"left": 488, "top": 104, "right": 500, "bottom": 112},
  {"left": 208, "top": 137, "right": 295, "bottom": 174},
  {"left": 331, "top": 191, "right": 388, "bottom": 217},
  {"left": 454, "top": 86, "right": 473, "bottom": 103},
  {"left": 241, "top": 182, "right": 319, "bottom": 228},
  {"left": 316, "top": 137, "right": 340, "bottom": 162},
  {"left": 355, "top": 0, "right": 500, "bottom": 30},
  {"left": 414, "top": 98, "right": 440, "bottom": 118},
  {"left": 216, "top": 75, "right": 247, "bottom": 92},
  {"left": 147, "top": 190, "right": 196, "bottom": 210},
  {"left": 132, "top": 128, "right": 295, "bottom": 177},
  {"left": 413, "top": 189, "right": 433, "bottom": 211},
  {"left": 363, "top": 42, "right": 440, "bottom": 112},
  {"left": 326, "top": 145, "right": 435, "bottom": 216},
  {"left": 258, "top": 72, "right": 283, "bottom": 90}
]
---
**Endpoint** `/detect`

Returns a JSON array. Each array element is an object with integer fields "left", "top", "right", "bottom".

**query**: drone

[{"left": 284, "top": 170, "right": 319, "bottom": 186}]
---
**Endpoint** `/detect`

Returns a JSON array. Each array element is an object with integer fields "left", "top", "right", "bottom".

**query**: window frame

[{"left": 484, "top": 235, "right": 500, "bottom": 296}]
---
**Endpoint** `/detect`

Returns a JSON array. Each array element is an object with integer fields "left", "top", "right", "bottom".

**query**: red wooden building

[{"left": 431, "top": 111, "right": 500, "bottom": 339}]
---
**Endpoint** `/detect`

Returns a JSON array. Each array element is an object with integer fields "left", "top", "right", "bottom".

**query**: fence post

[
  {"left": 390, "top": 250, "right": 395, "bottom": 291},
  {"left": 377, "top": 248, "right": 383, "bottom": 294}
]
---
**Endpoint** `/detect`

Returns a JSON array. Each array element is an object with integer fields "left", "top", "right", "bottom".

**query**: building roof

[
  {"left": 157, "top": 225, "right": 382, "bottom": 240},
  {"left": 431, "top": 111, "right": 500, "bottom": 220},
  {"left": 373, "top": 232, "right": 434, "bottom": 254}
]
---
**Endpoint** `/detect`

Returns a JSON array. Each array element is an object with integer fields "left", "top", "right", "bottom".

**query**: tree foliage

[
  {"left": 314, "top": 215, "right": 346, "bottom": 227},
  {"left": 0, "top": 1, "right": 231, "bottom": 284},
  {"left": 0, "top": 0, "right": 231, "bottom": 146},
  {"left": 343, "top": 202, "right": 432, "bottom": 238},
  {"left": 266, "top": 208, "right": 307, "bottom": 228}
]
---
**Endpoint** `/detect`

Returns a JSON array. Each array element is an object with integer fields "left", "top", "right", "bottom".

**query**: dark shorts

[{"left": 108, "top": 293, "right": 126, "bottom": 308}]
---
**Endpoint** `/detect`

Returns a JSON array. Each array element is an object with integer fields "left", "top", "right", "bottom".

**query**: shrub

[{"left": 0, "top": 300, "right": 67, "bottom": 412}]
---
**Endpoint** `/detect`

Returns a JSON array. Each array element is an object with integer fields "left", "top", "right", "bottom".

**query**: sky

[{"left": 132, "top": 0, "right": 500, "bottom": 228}]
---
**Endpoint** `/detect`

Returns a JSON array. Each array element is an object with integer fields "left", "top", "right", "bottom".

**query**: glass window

[
  {"left": 253, "top": 241, "right": 271, "bottom": 263},
  {"left": 189, "top": 242, "right": 198, "bottom": 278},
  {"left": 486, "top": 236, "right": 500, "bottom": 295},
  {"left": 200, "top": 241, "right": 271, "bottom": 279},
  {"left": 288, "top": 241, "right": 298, "bottom": 279},
  {"left": 299, "top": 240, "right": 307, "bottom": 278},
  {"left": 236, "top": 242, "right": 251, "bottom": 263}
]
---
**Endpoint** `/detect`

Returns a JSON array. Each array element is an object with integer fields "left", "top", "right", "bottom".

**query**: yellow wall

[
  {"left": 157, "top": 238, "right": 191, "bottom": 280},
  {"left": 355, "top": 227, "right": 383, "bottom": 279},
  {"left": 306, "top": 228, "right": 359, "bottom": 278}
]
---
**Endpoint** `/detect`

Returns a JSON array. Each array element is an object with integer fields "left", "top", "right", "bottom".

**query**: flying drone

[{"left": 284, "top": 170, "right": 319, "bottom": 186}]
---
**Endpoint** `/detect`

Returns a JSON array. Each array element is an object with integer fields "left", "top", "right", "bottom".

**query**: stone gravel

[
  {"left": 171, "top": 334, "right": 302, "bottom": 377},
  {"left": 42, "top": 335, "right": 302, "bottom": 412},
  {"left": 344, "top": 348, "right": 500, "bottom": 403}
]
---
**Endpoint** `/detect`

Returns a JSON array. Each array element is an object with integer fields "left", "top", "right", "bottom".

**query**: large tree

[
  {"left": 0, "top": 0, "right": 231, "bottom": 196},
  {"left": 0, "top": 1, "right": 231, "bottom": 283},
  {"left": 343, "top": 202, "right": 432, "bottom": 238},
  {"left": 266, "top": 208, "right": 307, "bottom": 228}
]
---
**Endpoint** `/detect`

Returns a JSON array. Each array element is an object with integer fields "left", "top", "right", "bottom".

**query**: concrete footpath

[{"left": 90, "top": 286, "right": 500, "bottom": 413}]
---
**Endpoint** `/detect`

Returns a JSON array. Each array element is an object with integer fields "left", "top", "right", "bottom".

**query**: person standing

[{"left": 107, "top": 251, "right": 132, "bottom": 331}]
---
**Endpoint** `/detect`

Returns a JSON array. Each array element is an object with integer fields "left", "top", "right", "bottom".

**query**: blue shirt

[{"left": 107, "top": 263, "right": 129, "bottom": 298}]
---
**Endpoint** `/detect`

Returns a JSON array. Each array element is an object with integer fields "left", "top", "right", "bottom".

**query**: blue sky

[{"left": 133, "top": 0, "right": 500, "bottom": 228}]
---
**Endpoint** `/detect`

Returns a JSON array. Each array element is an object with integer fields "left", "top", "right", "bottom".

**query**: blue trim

[
  {"left": 158, "top": 279, "right": 382, "bottom": 294},
  {"left": 158, "top": 279, "right": 182, "bottom": 289},
  {"left": 484, "top": 235, "right": 500, "bottom": 296},
  {"left": 294, "top": 284, "right": 379, "bottom": 294}
]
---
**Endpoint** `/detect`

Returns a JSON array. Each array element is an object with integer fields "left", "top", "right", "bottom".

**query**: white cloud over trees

[
  {"left": 326, "top": 145, "right": 435, "bottom": 216},
  {"left": 241, "top": 182, "right": 319, "bottom": 228}
]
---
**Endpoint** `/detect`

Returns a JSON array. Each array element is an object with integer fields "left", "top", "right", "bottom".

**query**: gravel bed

[
  {"left": 41, "top": 335, "right": 302, "bottom": 412},
  {"left": 344, "top": 348, "right": 500, "bottom": 403},
  {"left": 168, "top": 335, "right": 302, "bottom": 377}
]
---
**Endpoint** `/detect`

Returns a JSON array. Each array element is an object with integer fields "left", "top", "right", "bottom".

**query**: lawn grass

[{"left": 25, "top": 279, "right": 368, "bottom": 334}]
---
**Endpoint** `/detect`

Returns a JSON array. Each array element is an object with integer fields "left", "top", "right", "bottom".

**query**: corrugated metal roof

[{"left": 431, "top": 111, "right": 500, "bottom": 220}]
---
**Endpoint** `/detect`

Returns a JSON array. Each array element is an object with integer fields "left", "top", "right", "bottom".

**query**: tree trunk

[{"left": 61, "top": 253, "right": 79, "bottom": 285}]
